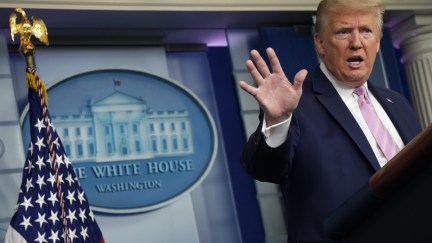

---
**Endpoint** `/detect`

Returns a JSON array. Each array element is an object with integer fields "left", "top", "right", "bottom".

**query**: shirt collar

[{"left": 319, "top": 62, "right": 369, "bottom": 101}]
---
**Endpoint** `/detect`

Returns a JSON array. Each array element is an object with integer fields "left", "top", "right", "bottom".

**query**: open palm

[{"left": 239, "top": 48, "right": 307, "bottom": 126}]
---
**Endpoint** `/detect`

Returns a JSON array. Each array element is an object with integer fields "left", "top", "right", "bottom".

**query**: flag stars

[
  {"left": 25, "top": 178, "right": 34, "bottom": 192},
  {"left": 34, "top": 118, "right": 46, "bottom": 132},
  {"left": 80, "top": 226, "right": 89, "bottom": 241},
  {"left": 52, "top": 137, "right": 60, "bottom": 150},
  {"left": 35, "top": 212, "right": 48, "bottom": 228},
  {"left": 79, "top": 208, "right": 87, "bottom": 223},
  {"left": 48, "top": 210, "right": 59, "bottom": 225},
  {"left": 56, "top": 173, "right": 64, "bottom": 185},
  {"left": 25, "top": 159, "right": 34, "bottom": 174},
  {"left": 48, "top": 230, "right": 60, "bottom": 243},
  {"left": 77, "top": 191, "right": 86, "bottom": 205},
  {"left": 34, "top": 136, "right": 46, "bottom": 151},
  {"left": 7, "top": 74, "right": 105, "bottom": 243},
  {"left": 47, "top": 172, "right": 56, "bottom": 187},
  {"left": 34, "top": 231, "right": 48, "bottom": 243},
  {"left": 55, "top": 153, "right": 64, "bottom": 167},
  {"left": 47, "top": 191, "right": 58, "bottom": 206},
  {"left": 68, "top": 228, "right": 78, "bottom": 243},
  {"left": 19, "top": 215, "right": 32, "bottom": 231},
  {"left": 89, "top": 211, "right": 95, "bottom": 222},
  {"left": 35, "top": 193, "right": 47, "bottom": 208},
  {"left": 64, "top": 155, "right": 72, "bottom": 168},
  {"left": 20, "top": 196, "right": 34, "bottom": 211},
  {"left": 66, "top": 190, "right": 76, "bottom": 205},
  {"left": 8, "top": 83, "right": 105, "bottom": 243},
  {"left": 28, "top": 142, "right": 34, "bottom": 156},
  {"left": 35, "top": 155, "right": 46, "bottom": 170},
  {"left": 36, "top": 174, "right": 47, "bottom": 189},
  {"left": 66, "top": 209, "right": 77, "bottom": 224},
  {"left": 61, "top": 231, "right": 66, "bottom": 242},
  {"left": 65, "top": 173, "right": 75, "bottom": 186},
  {"left": 46, "top": 154, "right": 53, "bottom": 167}
]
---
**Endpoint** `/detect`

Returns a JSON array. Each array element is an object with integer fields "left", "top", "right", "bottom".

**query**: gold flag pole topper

[
  {"left": 9, "top": 8, "right": 49, "bottom": 105},
  {"left": 9, "top": 7, "right": 49, "bottom": 68}
]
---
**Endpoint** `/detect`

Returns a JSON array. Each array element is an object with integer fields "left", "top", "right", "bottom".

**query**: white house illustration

[{"left": 51, "top": 90, "right": 193, "bottom": 163}]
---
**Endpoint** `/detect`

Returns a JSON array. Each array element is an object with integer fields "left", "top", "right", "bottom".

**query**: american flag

[{"left": 4, "top": 68, "right": 105, "bottom": 243}]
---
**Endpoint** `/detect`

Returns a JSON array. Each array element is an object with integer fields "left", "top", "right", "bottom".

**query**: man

[{"left": 239, "top": 0, "right": 422, "bottom": 242}]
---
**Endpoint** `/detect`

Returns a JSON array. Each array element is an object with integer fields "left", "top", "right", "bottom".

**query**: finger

[
  {"left": 239, "top": 80, "right": 258, "bottom": 97},
  {"left": 293, "top": 69, "right": 308, "bottom": 91},
  {"left": 246, "top": 60, "right": 265, "bottom": 86},
  {"left": 266, "top": 47, "right": 285, "bottom": 76},
  {"left": 250, "top": 49, "right": 271, "bottom": 78}
]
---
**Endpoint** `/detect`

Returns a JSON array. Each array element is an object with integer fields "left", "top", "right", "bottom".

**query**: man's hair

[{"left": 315, "top": 0, "right": 385, "bottom": 38}]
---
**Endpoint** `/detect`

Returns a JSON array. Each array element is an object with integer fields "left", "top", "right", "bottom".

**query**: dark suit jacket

[{"left": 241, "top": 67, "right": 422, "bottom": 243}]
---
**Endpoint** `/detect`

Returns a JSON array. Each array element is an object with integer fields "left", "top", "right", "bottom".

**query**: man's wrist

[{"left": 261, "top": 115, "right": 292, "bottom": 148}]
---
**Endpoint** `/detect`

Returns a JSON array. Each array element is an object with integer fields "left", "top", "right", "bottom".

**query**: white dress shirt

[{"left": 262, "top": 63, "right": 404, "bottom": 167}]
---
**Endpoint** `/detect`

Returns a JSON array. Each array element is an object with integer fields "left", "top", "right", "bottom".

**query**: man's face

[{"left": 314, "top": 10, "right": 381, "bottom": 87}]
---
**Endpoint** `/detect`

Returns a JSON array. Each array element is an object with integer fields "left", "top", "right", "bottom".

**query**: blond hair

[{"left": 315, "top": 0, "right": 385, "bottom": 38}]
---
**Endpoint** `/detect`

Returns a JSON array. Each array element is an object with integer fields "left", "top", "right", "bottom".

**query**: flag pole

[
  {"left": 6, "top": 8, "right": 105, "bottom": 243},
  {"left": 8, "top": 7, "right": 71, "bottom": 241}
]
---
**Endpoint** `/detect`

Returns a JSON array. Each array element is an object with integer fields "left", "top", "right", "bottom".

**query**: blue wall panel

[
  {"left": 259, "top": 27, "right": 319, "bottom": 81},
  {"left": 207, "top": 47, "right": 266, "bottom": 243}
]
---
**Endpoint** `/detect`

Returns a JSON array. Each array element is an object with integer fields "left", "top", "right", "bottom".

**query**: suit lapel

[
  {"left": 311, "top": 69, "right": 381, "bottom": 171},
  {"left": 368, "top": 83, "right": 411, "bottom": 144}
]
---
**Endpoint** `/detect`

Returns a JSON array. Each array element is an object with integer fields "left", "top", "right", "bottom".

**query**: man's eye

[
  {"left": 336, "top": 30, "right": 350, "bottom": 39},
  {"left": 361, "top": 29, "right": 374, "bottom": 38}
]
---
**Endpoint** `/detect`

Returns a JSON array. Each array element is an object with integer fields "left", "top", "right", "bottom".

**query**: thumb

[{"left": 293, "top": 69, "right": 307, "bottom": 91}]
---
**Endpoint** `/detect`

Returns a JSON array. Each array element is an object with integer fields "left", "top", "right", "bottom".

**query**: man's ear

[
  {"left": 376, "top": 36, "right": 381, "bottom": 54},
  {"left": 314, "top": 33, "right": 325, "bottom": 56}
]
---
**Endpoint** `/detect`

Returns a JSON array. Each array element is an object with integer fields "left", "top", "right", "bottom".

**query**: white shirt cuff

[{"left": 261, "top": 116, "right": 292, "bottom": 148}]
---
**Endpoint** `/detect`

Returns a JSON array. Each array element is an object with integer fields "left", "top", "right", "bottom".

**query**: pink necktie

[{"left": 353, "top": 86, "right": 400, "bottom": 160}]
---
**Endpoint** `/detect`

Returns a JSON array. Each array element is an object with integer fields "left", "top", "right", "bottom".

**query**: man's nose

[{"left": 349, "top": 31, "right": 362, "bottom": 50}]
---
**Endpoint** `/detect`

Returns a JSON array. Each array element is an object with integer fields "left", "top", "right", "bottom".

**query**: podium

[{"left": 324, "top": 124, "right": 432, "bottom": 242}]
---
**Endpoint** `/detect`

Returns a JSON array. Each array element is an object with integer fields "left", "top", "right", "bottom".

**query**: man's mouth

[{"left": 347, "top": 56, "right": 363, "bottom": 66}]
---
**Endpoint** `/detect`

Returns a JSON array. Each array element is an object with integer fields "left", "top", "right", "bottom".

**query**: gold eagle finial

[{"left": 9, "top": 8, "right": 49, "bottom": 52}]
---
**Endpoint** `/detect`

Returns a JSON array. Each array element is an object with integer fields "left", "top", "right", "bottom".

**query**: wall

[{"left": 0, "top": 36, "right": 243, "bottom": 242}]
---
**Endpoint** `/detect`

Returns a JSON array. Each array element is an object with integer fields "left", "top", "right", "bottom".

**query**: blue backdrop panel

[
  {"left": 259, "top": 27, "right": 319, "bottom": 81},
  {"left": 207, "top": 47, "right": 266, "bottom": 243}
]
